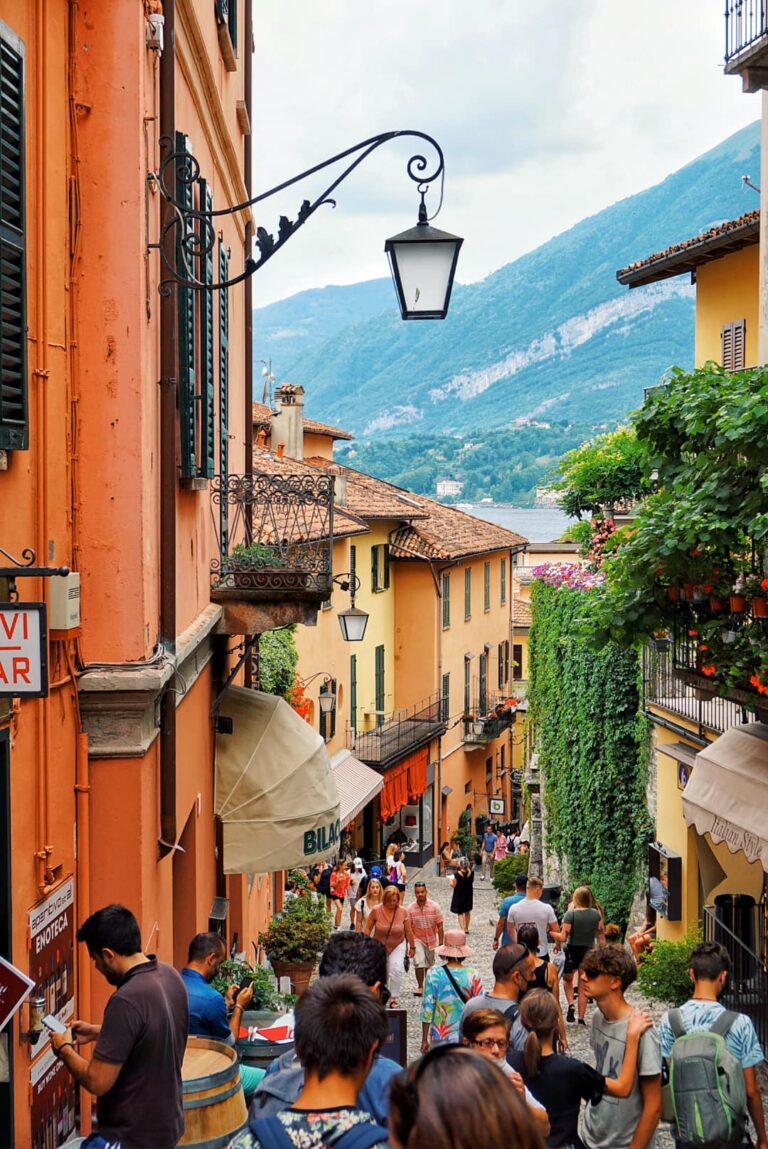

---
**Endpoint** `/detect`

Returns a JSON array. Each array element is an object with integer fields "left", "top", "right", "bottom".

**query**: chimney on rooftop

[
  {"left": 271, "top": 382, "right": 305, "bottom": 461},
  {"left": 329, "top": 465, "right": 347, "bottom": 508}
]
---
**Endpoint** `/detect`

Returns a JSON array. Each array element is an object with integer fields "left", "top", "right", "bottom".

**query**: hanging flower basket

[
  {"left": 752, "top": 596, "right": 768, "bottom": 619},
  {"left": 729, "top": 594, "right": 748, "bottom": 613}
]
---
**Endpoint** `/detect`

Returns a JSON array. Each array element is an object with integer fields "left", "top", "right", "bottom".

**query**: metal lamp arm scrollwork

[{"left": 151, "top": 130, "right": 446, "bottom": 293}]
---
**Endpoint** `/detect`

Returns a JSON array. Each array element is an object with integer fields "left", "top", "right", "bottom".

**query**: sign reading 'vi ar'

[{"left": 0, "top": 604, "right": 48, "bottom": 698}]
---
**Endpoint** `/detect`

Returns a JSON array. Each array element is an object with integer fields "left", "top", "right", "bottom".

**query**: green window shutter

[
  {"left": 375, "top": 645, "right": 385, "bottom": 726},
  {"left": 176, "top": 131, "right": 197, "bottom": 479},
  {"left": 441, "top": 672, "right": 450, "bottom": 722},
  {"left": 329, "top": 677, "right": 336, "bottom": 739},
  {"left": 505, "top": 640, "right": 510, "bottom": 683},
  {"left": 463, "top": 658, "right": 470, "bottom": 713},
  {"left": 350, "top": 655, "right": 357, "bottom": 732},
  {"left": 500, "top": 558, "right": 506, "bottom": 604},
  {"left": 498, "top": 643, "right": 504, "bottom": 689},
  {"left": 464, "top": 568, "right": 471, "bottom": 620},
  {"left": 484, "top": 562, "right": 490, "bottom": 611},
  {"left": 0, "top": 31, "right": 27, "bottom": 451},
  {"left": 383, "top": 543, "right": 390, "bottom": 589},
  {"left": 319, "top": 691, "right": 327, "bottom": 740},
  {"left": 442, "top": 572, "right": 450, "bottom": 628},
  {"left": 371, "top": 545, "right": 379, "bottom": 592},
  {"left": 479, "top": 654, "right": 487, "bottom": 714},
  {"left": 198, "top": 180, "right": 215, "bottom": 478},
  {"left": 218, "top": 242, "right": 229, "bottom": 550}
]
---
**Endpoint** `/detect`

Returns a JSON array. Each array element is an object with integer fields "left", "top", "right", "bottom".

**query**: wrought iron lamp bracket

[
  {"left": 149, "top": 129, "right": 446, "bottom": 293},
  {"left": 0, "top": 546, "right": 69, "bottom": 601}
]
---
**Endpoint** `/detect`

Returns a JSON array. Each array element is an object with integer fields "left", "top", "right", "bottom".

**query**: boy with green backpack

[{"left": 659, "top": 941, "right": 766, "bottom": 1149}]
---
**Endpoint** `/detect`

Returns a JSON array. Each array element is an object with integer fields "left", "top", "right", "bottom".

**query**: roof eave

[{"left": 617, "top": 219, "right": 760, "bottom": 288}]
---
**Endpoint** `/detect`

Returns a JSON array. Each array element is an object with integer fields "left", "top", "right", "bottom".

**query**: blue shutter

[
  {"left": 198, "top": 179, "right": 215, "bottom": 478},
  {"left": 176, "top": 131, "right": 197, "bottom": 479},
  {"left": 218, "top": 242, "right": 229, "bottom": 551},
  {"left": 0, "top": 32, "right": 27, "bottom": 450}
]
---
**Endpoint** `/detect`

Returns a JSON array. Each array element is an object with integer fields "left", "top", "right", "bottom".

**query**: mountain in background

[{"left": 253, "top": 122, "right": 760, "bottom": 441}]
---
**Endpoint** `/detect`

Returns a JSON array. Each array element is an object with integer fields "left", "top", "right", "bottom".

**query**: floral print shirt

[
  {"left": 228, "top": 1106, "right": 389, "bottom": 1149},
  {"left": 420, "top": 962, "right": 484, "bottom": 1045}
]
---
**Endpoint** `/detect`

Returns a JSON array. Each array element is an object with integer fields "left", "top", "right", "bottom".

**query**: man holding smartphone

[{"left": 181, "top": 932, "right": 265, "bottom": 1101}]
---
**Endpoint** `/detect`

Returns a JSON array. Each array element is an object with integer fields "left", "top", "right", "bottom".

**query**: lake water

[{"left": 458, "top": 504, "right": 575, "bottom": 543}]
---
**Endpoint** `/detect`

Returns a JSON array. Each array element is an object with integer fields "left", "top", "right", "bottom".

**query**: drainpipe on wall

[
  {"left": 158, "top": 0, "right": 177, "bottom": 857},
  {"left": 759, "top": 91, "right": 768, "bottom": 366},
  {"left": 242, "top": 0, "right": 254, "bottom": 695}
]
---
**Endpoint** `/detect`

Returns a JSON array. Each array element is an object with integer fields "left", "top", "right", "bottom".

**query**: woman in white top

[{"left": 354, "top": 877, "right": 383, "bottom": 931}]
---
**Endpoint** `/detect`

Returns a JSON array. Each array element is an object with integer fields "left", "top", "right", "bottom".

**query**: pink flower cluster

[{"left": 530, "top": 562, "right": 605, "bottom": 590}]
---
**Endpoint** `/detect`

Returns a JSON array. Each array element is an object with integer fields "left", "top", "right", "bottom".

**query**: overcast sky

[{"left": 250, "top": 1, "right": 759, "bottom": 309}]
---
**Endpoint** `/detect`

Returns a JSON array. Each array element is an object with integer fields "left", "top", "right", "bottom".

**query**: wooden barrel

[{"left": 178, "top": 1036, "right": 248, "bottom": 1149}]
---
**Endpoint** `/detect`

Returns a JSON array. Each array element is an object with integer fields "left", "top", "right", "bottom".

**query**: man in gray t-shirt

[
  {"left": 459, "top": 943, "right": 536, "bottom": 1052},
  {"left": 506, "top": 876, "right": 561, "bottom": 957},
  {"left": 580, "top": 946, "right": 661, "bottom": 1149}
]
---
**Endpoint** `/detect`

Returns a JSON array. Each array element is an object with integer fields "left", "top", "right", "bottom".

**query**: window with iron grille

[
  {"left": 464, "top": 568, "right": 472, "bottom": 620},
  {"left": 721, "top": 319, "right": 746, "bottom": 372},
  {"left": 484, "top": 562, "right": 491, "bottom": 612},
  {"left": 375, "top": 645, "right": 385, "bottom": 727},
  {"left": 0, "top": 26, "right": 27, "bottom": 451},
  {"left": 500, "top": 557, "right": 507, "bottom": 604},
  {"left": 442, "top": 571, "right": 451, "bottom": 628}
]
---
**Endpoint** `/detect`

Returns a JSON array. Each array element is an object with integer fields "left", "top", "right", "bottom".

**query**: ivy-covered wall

[{"left": 528, "top": 579, "right": 652, "bottom": 925}]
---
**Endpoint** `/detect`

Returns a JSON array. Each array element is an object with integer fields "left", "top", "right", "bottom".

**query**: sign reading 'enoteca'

[{"left": 0, "top": 604, "right": 48, "bottom": 697}]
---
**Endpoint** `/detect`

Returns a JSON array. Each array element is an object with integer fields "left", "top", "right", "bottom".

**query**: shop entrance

[{"left": 0, "top": 730, "right": 13, "bottom": 1146}]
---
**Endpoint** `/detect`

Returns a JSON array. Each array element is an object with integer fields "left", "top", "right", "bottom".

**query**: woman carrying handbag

[
  {"left": 364, "top": 885, "right": 415, "bottom": 1007},
  {"left": 420, "top": 929, "right": 483, "bottom": 1051}
]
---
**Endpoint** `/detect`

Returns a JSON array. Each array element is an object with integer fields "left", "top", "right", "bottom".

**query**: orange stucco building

[{"left": 0, "top": 4, "right": 336, "bottom": 1143}]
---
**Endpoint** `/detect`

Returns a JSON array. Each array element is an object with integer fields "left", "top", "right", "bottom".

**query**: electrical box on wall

[{"left": 49, "top": 572, "right": 80, "bottom": 631}]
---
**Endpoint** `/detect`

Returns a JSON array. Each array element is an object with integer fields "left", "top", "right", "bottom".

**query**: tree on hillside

[{"left": 550, "top": 427, "right": 651, "bottom": 518}]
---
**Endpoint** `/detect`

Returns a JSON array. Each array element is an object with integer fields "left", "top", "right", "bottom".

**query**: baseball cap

[
  {"left": 370, "top": 865, "right": 382, "bottom": 878},
  {"left": 353, "top": 857, "right": 365, "bottom": 870}
]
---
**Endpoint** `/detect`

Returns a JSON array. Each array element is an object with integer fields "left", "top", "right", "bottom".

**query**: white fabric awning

[
  {"left": 215, "top": 686, "right": 341, "bottom": 874},
  {"left": 682, "top": 722, "right": 768, "bottom": 872},
  {"left": 330, "top": 750, "right": 383, "bottom": 828}
]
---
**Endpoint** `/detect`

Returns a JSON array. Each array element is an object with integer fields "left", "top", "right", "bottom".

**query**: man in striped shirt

[{"left": 405, "top": 882, "right": 445, "bottom": 995}]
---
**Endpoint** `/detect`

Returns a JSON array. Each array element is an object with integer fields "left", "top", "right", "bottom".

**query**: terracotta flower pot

[
  {"left": 269, "top": 960, "right": 316, "bottom": 997},
  {"left": 709, "top": 597, "right": 727, "bottom": 612},
  {"left": 682, "top": 582, "right": 696, "bottom": 600},
  {"left": 752, "top": 596, "right": 768, "bottom": 618},
  {"left": 729, "top": 594, "right": 748, "bottom": 613}
]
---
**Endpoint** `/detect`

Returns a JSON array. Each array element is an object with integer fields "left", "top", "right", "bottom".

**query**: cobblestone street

[{"left": 394, "top": 863, "right": 767, "bottom": 1148}]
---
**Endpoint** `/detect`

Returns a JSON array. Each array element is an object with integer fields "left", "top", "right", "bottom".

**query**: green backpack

[{"left": 662, "top": 1008, "right": 747, "bottom": 1149}]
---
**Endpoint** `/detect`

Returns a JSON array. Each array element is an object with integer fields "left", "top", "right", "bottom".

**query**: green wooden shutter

[
  {"left": 329, "top": 677, "right": 337, "bottom": 739},
  {"left": 198, "top": 179, "right": 215, "bottom": 478},
  {"left": 371, "top": 545, "right": 379, "bottom": 592},
  {"left": 176, "top": 132, "right": 197, "bottom": 479},
  {"left": 350, "top": 655, "right": 357, "bottom": 733},
  {"left": 463, "top": 658, "right": 470, "bottom": 714},
  {"left": 498, "top": 643, "right": 504, "bottom": 689},
  {"left": 500, "top": 558, "right": 506, "bottom": 604},
  {"left": 505, "top": 640, "right": 510, "bottom": 683},
  {"left": 383, "top": 544, "right": 390, "bottom": 589},
  {"left": 484, "top": 562, "right": 491, "bottom": 611},
  {"left": 0, "top": 31, "right": 27, "bottom": 451},
  {"left": 218, "top": 243, "right": 229, "bottom": 550},
  {"left": 464, "top": 568, "right": 471, "bottom": 620},
  {"left": 319, "top": 689, "right": 327, "bottom": 740},
  {"left": 479, "top": 654, "right": 487, "bottom": 714},
  {"left": 442, "top": 572, "right": 450, "bottom": 628},
  {"left": 375, "top": 645, "right": 385, "bottom": 727},
  {"left": 441, "top": 672, "right": 450, "bottom": 722}
]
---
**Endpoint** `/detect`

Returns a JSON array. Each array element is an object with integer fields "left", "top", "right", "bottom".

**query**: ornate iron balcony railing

[
  {"left": 210, "top": 472, "right": 333, "bottom": 602},
  {"left": 462, "top": 693, "right": 517, "bottom": 746},
  {"left": 725, "top": 0, "right": 768, "bottom": 66},
  {"left": 350, "top": 693, "right": 446, "bottom": 771},
  {"left": 642, "top": 644, "right": 745, "bottom": 739}
]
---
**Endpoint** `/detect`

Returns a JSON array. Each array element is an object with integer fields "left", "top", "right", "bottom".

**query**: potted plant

[
  {"left": 259, "top": 895, "right": 333, "bottom": 997},
  {"left": 742, "top": 573, "right": 768, "bottom": 618}
]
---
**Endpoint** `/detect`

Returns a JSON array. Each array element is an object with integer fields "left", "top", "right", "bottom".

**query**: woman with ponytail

[{"left": 509, "top": 989, "right": 652, "bottom": 1149}]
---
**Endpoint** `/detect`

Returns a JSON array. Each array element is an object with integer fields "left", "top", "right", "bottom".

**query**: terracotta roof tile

[
  {"left": 616, "top": 211, "right": 759, "bottom": 288},
  {"left": 304, "top": 457, "right": 528, "bottom": 560},
  {"left": 252, "top": 402, "right": 353, "bottom": 441},
  {"left": 250, "top": 448, "right": 368, "bottom": 540},
  {"left": 511, "top": 598, "right": 532, "bottom": 627}
]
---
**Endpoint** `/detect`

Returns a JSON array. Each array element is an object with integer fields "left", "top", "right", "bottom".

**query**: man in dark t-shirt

[{"left": 49, "top": 903, "right": 188, "bottom": 1149}]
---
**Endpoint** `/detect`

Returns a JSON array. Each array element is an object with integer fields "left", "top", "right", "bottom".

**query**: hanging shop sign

[
  {"left": 0, "top": 955, "right": 35, "bottom": 1033},
  {"left": 489, "top": 797, "right": 506, "bottom": 816},
  {"left": 29, "top": 877, "right": 78, "bottom": 1148},
  {"left": 0, "top": 603, "right": 48, "bottom": 698}
]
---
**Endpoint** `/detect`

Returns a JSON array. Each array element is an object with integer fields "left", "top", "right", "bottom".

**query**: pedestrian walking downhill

[
  {"left": 405, "top": 881, "right": 445, "bottom": 995},
  {"left": 420, "top": 929, "right": 483, "bottom": 1051}
]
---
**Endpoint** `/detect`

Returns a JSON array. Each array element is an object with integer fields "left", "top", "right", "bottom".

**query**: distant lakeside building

[{"left": 436, "top": 478, "right": 464, "bottom": 498}]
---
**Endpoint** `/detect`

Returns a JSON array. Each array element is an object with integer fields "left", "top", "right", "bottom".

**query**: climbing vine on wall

[{"left": 528, "top": 580, "right": 652, "bottom": 925}]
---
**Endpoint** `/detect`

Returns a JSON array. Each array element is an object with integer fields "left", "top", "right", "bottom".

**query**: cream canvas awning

[
  {"left": 215, "top": 686, "right": 341, "bottom": 874},
  {"left": 682, "top": 722, "right": 768, "bottom": 872},
  {"left": 330, "top": 750, "right": 383, "bottom": 828}
]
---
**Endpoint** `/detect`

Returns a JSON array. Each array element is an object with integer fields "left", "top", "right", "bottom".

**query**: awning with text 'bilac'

[
  {"left": 682, "top": 722, "right": 768, "bottom": 873},
  {"left": 215, "top": 686, "right": 341, "bottom": 874}
]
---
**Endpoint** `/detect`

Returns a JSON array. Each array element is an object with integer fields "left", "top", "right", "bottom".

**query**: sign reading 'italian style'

[{"left": 0, "top": 603, "right": 48, "bottom": 697}]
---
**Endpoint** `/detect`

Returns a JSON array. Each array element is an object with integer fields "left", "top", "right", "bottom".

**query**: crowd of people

[{"left": 45, "top": 854, "right": 766, "bottom": 1149}]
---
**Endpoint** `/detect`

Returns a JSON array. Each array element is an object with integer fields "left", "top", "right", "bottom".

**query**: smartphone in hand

[{"left": 43, "top": 1014, "right": 67, "bottom": 1035}]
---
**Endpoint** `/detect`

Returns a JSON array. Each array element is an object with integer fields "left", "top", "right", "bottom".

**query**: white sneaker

[{"left": 480, "top": 875, "right": 485, "bottom": 880}]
